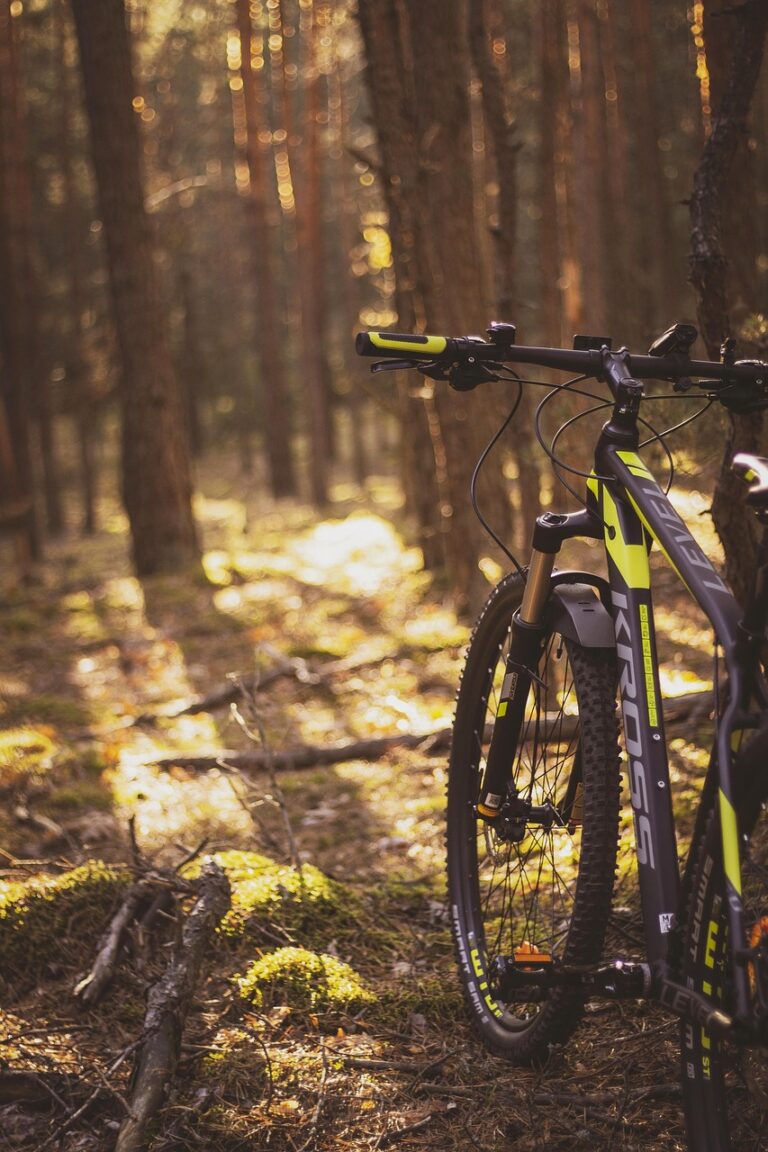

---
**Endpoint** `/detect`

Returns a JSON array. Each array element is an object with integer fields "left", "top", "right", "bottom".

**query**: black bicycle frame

[{"left": 590, "top": 440, "right": 759, "bottom": 1025}]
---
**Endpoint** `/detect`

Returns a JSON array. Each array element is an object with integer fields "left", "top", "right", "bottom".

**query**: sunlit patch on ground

[
  {"left": 286, "top": 513, "right": 422, "bottom": 596},
  {"left": 110, "top": 750, "right": 253, "bottom": 852}
]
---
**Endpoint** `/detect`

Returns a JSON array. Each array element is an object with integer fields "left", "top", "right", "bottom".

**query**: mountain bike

[{"left": 356, "top": 321, "right": 768, "bottom": 1151}]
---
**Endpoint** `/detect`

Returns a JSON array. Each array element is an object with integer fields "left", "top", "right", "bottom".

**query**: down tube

[{"left": 590, "top": 477, "right": 681, "bottom": 966}]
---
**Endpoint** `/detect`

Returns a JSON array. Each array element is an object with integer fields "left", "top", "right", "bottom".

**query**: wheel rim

[{"left": 467, "top": 623, "right": 583, "bottom": 1026}]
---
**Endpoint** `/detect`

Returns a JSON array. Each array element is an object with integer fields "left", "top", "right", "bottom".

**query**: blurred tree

[
  {"left": 70, "top": 0, "right": 200, "bottom": 576},
  {"left": 235, "top": 0, "right": 297, "bottom": 498},
  {"left": 469, "top": 0, "right": 541, "bottom": 551},
  {"left": 361, "top": 0, "right": 514, "bottom": 610},
  {"left": 54, "top": 0, "right": 99, "bottom": 534},
  {"left": 0, "top": 0, "right": 40, "bottom": 566},
  {"left": 356, "top": 0, "right": 448, "bottom": 574},
  {"left": 293, "top": 0, "right": 333, "bottom": 505}
]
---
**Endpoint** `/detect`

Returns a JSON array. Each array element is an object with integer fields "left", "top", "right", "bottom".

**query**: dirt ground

[{"left": 0, "top": 460, "right": 733, "bottom": 1151}]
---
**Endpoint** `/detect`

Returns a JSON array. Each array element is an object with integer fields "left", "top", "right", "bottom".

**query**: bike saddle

[{"left": 732, "top": 453, "right": 768, "bottom": 520}]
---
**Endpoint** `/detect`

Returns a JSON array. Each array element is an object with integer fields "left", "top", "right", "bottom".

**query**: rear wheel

[
  {"left": 447, "top": 574, "right": 621, "bottom": 1061},
  {"left": 681, "top": 726, "right": 768, "bottom": 1151}
]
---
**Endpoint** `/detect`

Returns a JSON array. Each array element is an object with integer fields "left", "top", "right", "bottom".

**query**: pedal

[{"left": 514, "top": 941, "right": 553, "bottom": 968}]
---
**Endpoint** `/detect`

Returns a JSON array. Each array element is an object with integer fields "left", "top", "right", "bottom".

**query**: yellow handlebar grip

[{"left": 356, "top": 331, "right": 448, "bottom": 357}]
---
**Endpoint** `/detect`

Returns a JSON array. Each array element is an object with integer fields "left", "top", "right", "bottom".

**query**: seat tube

[{"left": 589, "top": 468, "right": 681, "bottom": 966}]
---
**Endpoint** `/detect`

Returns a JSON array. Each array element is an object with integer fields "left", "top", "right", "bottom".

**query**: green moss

[
  {"left": 45, "top": 781, "right": 113, "bottom": 813},
  {"left": 198, "top": 1026, "right": 268, "bottom": 1095},
  {"left": 237, "top": 946, "right": 376, "bottom": 1016},
  {"left": 0, "top": 860, "right": 129, "bottom": 984},
  {"left": 0, "top": 727, "right": 55, "bottom": 785},
  {"left": 1, "top": 694, "right": 94, "bottom": 728},
  {"left": 189, "top": 850, "right": 355, "bottom": 946},
  {"left": 373, "top": 975, "right": 464, "bottom": 1028}
]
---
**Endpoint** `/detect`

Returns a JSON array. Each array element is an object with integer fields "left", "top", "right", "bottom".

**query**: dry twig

[{"left": 114, "top": 858, "right": 231, "bottom": 1152}]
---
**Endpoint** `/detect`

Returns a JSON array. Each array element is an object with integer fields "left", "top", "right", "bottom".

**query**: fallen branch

[
  {"left": 73, "top": 873, "right": 196, "bottom": 1008},
  {"left": 153, "top": 728, "right": 453, "bottom": 774},
  {"left": 73, "top": 878, "right": 156, "bottom": 1007},
  {"left": 74, "top": 833, "right": 207, "bottom": 1007},
  {"left": 138, "top": 642, "right": 463, "bottom": 724},
  {"left": 152, "top": 689, "right": 713, "bottom": 775},
  {"left": 137, "top": 658, "right": 313, "bottom": 723},
  {"left": 114, "top": 858, "right": 231, "bottom": 1152},
  {"left": 375, "top": 1112, "right": 436, "bottom": 1148}
]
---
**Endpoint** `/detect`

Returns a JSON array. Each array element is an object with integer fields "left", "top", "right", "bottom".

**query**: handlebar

[{"left": 354, "top": 329, "right": 767, "bottom": 388}]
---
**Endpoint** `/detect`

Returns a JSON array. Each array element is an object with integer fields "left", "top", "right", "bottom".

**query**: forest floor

[{"left": 0, "top": 455, "right": 727, "bottom": 1151}]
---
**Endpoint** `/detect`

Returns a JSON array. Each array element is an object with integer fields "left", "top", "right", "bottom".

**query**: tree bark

[
  {"left": 359, "top": 0, "right": 515, "bottom": 609},
  {"left": 55, "top": 0, "right": 98, "bottom": 535},
  {"left": 70, "top": 0, "right": 200, "bottom": 577},
  {"left": 469, "top": 0, "right": 540, "bottom": 551},
  {"left": 537, "top": 0, "right": 565, "bottom": 346},
  {"left": 356, "top": 0, "right": 445, "bottom": 572},
  {"left": 0, "top": 0, "right": 39, "bottom": 567},
  {"left": 236, "top": 0, "right": 297, "bottom": 498},
  {"left": 405, "top": 0, "right": 516, "bottom": 609},
  {"left": 690, "top": 0, "right": 768, "bottom": 608},
  {"left": 629, "top": 0, "right": 677, "bottom": 337},
  {"left": 568, "top": 0, "right": 609, "bottom": 335}
]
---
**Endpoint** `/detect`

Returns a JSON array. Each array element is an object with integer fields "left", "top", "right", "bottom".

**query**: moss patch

[
  {"left": 373, "top": 975, "right": 464, "bottom": 1029},
  {"left": 1, "top": 693, "right": 94, "bottom": 729},
  {"left": 0, "top": 727, "right": 56, "bottom": 788},
  {"left": 236, "top": 946, "right": 376, "bottom": 1016},
  {"left": 198, "top": 1026, "right": 268, "bottom": 1099},
  {"left": 189, "top": 850, "right": 356, "bottom": 947},
  {"left": 0, "top": 861, "right": 129, "bottom": 987}
]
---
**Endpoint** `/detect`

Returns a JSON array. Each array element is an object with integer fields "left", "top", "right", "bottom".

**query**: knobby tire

[{"left": 447, "top": 573, "right": 621, "bottom": 1062}]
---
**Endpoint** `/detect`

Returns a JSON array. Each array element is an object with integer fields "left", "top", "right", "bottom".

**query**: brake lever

[
  {"left": 370, "top": 358, "right": 425, "bottom": 374},
  {"left": 370, "top": 356, "right": 502, "bottom": 390}
]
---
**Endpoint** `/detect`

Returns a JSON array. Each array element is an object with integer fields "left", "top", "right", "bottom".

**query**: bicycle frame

[
  {"left": 480, "top": 434, "right": 764, "bottom": 1033},
  {"left": 570, "top": 442, "right": 758, "bottom": 1028}
]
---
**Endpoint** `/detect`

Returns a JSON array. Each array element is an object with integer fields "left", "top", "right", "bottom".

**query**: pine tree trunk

[
  {"left": 55, "top": 0, "right": 98, "bottom": 534},
  {"left": 569, "top": 0, "right": 608, "bottom": 335},
  {"left": 691, "top": 0, "right": 768, "bottom": 609},
  {"left": 403, "top": 0, "right": 513, "bottom": 611},
  {"left": 70, "top": 0, "right": 199, "bottom": 577},
  {"left": 469, "top": 0, "right": 540, "bottom": 552},
  {"left": 236, "top": 0, "right": 296, "bottom": 498},
  {"left": 629, "top": 0, "right": 677, "bottom": 337},
  {"left": 537, "top": 0, "right": 564, "bottom": 346},
  {"left": 356, "top": 0, "right": 445, "bottom": 572},
  {"left": 0, "top": 0, "right": 39, "bottom": 566}
]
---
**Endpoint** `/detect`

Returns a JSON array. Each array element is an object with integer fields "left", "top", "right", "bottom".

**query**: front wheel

[{"left": 446, "top": 573, "right": 620, "bottom": 1062}]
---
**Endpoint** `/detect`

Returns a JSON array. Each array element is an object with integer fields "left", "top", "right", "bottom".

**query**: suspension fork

[{"left": 477, "top": 509, "right": 600, "bottom": 820}]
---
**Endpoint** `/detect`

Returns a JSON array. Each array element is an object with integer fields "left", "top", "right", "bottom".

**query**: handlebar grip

[{"left": 355, "top": 331, "right": 449, "bottom": 358}]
